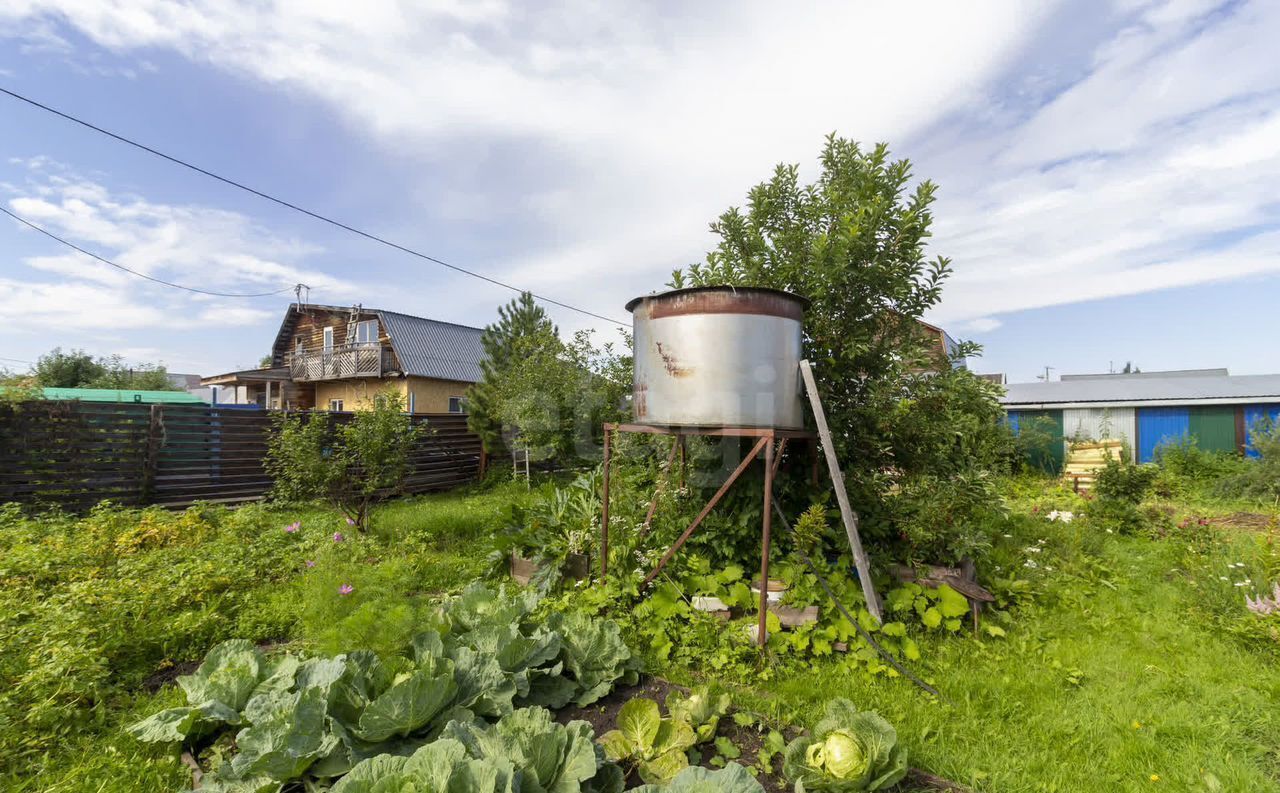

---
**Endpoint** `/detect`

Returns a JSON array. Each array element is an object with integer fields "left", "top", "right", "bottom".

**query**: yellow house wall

[
  {"left": 314, "top": 380, "right": 405, "bottom": 412},
  {"left": 313, "top": 377, "right": 471, "bottom": 414},
  {"left": 403, "top": 376, "right": 471, "bottom": 414}
]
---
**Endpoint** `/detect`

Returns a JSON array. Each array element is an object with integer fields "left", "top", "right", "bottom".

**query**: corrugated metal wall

[
  {"left": 1062, "top": 407, "right": 1136, "bottom": 462},
  {"left": 1243, "top": 404, "right": 1280, "bottom": 458},
  {"left": 1136, "top": 407, "right": 1190, "bottom": 463},
  {"left": 1008, "top": 409, "right": 1064, "bottom": 473},
  {"left": 1188, "top": 406, "right": 1237, "bottom": 454}
]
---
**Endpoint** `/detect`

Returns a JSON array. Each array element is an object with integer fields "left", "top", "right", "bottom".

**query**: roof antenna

[{"left": 294, "top": 283, "right": 310, "bottom": 307}]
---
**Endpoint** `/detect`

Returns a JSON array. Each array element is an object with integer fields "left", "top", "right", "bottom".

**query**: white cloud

[
  {"left": 924, "top": 0, "right": 1280, "bottom": 327},
  {"left": 955, "top": 317, "right": 1004, "bottom": 334},
  {"left": 0, "top": 0, "right": 1054, "bottom": 336},
  {"left": 0, "top": 160, "right": 350, "bottom": 331},
  {"left": 2, "top": 0, "right": 1279, "bottom": 342}
]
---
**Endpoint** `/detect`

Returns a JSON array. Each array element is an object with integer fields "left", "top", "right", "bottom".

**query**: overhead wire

[
  {"left": 0, "top": 205, "right": 298, "bottom": 298},
  {"left": 0, "top": 86, "right": 629, "bottom": 327}
]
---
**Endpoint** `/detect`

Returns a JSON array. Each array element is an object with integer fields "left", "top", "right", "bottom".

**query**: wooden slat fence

[{"left": 0, "top": 401, "right": 482, "bottom": 510}]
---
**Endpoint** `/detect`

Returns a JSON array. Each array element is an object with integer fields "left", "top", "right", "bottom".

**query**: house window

[
  {"left": 354, "top": 319, "right": 378, "bottom": 345},
  {"left": 448, "top": 396, "right": 466, "bottom": 414},
  {"left": 329, "top": 399, "right": 344, "bottom": 412},
  {"left": 323, "top": 326, "right": 334, "bottom": 352}
]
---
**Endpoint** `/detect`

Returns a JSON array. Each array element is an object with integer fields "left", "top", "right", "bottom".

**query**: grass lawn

[
  {"left": 743, "top": 531, "right": 1280, "bottom": 791},
  {"left": 3, "top": 477, "right": 1278, "bottom": 792}
]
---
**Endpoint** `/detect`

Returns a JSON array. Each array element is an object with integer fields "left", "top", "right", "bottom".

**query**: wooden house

[{"left": 202, "top": 303, "right": 484, "bottom": 413}]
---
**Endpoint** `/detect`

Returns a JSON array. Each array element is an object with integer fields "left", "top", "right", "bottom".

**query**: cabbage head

[{"left": 782, "top": 700, "right": 907, "bottom": 792}]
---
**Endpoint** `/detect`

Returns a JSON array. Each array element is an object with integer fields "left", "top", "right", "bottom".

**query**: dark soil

[
  {"left": 143, "top": 658, "right": 200, "bottom": 692},
  {"left": 557, "top": 676, "right": 969, "bottom": 793}
]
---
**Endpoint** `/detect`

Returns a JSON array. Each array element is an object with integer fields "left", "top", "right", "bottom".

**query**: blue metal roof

[{"left": 377, "top": 310, "right": 485, "bottom": 383}]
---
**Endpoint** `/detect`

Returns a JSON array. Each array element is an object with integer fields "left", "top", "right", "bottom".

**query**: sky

[{"left": 1, "top": 0, "right": 1278, "bottom": 383}]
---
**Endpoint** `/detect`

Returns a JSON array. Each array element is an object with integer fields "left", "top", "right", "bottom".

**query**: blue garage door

[
  {"left": 1137, "top": 407, "right": 1190, "bottom": 463},
  {"left": 1243, "top": 404, "right": 1280, "bottom": 458}
]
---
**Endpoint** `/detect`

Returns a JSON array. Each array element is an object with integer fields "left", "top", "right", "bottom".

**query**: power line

[
  {"left": 0, "top": 355, "right": 34, "bottom": 365},
  {"left": 0, "top": 86, "right": 630, "bottom": 328},
  {"left": 0, "top": 205, "right": 297, "bottom": 298}
]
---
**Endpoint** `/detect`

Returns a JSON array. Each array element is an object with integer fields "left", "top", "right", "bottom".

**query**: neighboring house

[
  {"left": 1001, "top": 368, "right": 1280, "bottom": 466},
  {"left": 167, "top": 372, "right": 216, "bottom": 403},
  {"left": 201, "top": 303, "right": 484, "bottom": 414},
  {"left": 915, "top": 319, "right": 964, "bottom": 369}
]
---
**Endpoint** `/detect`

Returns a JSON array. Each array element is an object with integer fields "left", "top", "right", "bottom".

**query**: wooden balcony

[{"left": 289, "top": 344, "right": 396, "bottom": 381}]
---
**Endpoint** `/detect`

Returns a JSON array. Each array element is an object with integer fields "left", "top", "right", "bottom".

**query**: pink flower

[
  {"left": 345, "top": 517, "right": 356, "bottom": 526},
  {"left": 284, "top": 521, "right": 300, "bottom": 534},
  {"left": 305, "top": 560, "right": 316, "bottom": 568},
  {"left": 1031, "top": 506, "right": 1040, "bottom": 514},
  {"left": 333, "top": 532, "right": 345, "bottom": 543},
  {"left": 339, "top": 584, "right": 354, "bottom": 596}
]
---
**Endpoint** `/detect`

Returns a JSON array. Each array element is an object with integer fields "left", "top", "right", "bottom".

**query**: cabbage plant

[
  {"left": 634, "top": 763, "right": 764, "bottom": 793},
  {"left": 781, "top": 699, "right": 907, "bottom": 792},
  {"left": 598, "top": 698, "right": 697, "bottom": 784},
  {"left": 665, "top": 685, "right": 731, "bottom": 744}
]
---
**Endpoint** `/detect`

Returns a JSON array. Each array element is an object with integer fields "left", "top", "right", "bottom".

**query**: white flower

[
  {"left": 1024, "top": 559, "right": 1039, "bottom": 569},
  {"left": 1003, "top": 534, "right": 1013, "bottom": 538},
  {"left": 1219, "top": 576, "right": 1229, "bottom": 581},
  {"left": 1025, "top": 546, "right": 1042, "bottom": 554}
]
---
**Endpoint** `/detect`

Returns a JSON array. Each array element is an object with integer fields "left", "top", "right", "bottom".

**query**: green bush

[
  {"left": 1092, "top": 456, "right": 1157, "bottom": 505},
  {"left": 1218, "top": 417, "right": 1280, "bottom": 500},
  {"left": 885, "top": 469, "right": 1007, "bottom": 564}
]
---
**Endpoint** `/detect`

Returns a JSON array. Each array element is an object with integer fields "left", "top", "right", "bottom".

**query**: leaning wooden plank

[{"left": 799, "top": 359, "right": 883, "bottom": 623}]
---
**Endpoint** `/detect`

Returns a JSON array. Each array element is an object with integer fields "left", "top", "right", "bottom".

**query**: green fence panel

[{"left": 1188, "top": 406, "right": 1237, "bottom": 454}]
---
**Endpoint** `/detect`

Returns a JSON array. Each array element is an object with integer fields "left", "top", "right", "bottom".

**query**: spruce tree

[{"left": 466, "top": 292, "right": 558, "bottom": 456}]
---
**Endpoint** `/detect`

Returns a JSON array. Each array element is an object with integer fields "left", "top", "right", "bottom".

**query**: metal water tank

[{"left": 627, "top": 286, "right": 807, "bottom": 429}]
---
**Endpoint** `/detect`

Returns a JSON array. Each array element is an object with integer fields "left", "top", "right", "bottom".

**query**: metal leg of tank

[
  {"left": 643, "top": 435, "right": 770, "bottom": 587},
  {"left": 638, "top": 437, "right": 680, "bottom": 540},
  {"left": 770, "top": 438, "right": 788, "bottom": 480},
  {"left": 677, "top": 437, "right": 686, "bottom": 488},
  {"left": 600, "top": 428, "right": 611, "bottom": 581},
  {"left": 758, "top": 438, "right": 775, "bottom": 648}
]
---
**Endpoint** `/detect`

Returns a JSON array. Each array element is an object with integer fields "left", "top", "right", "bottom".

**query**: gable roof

[
  {"left": 271, "top": 303, "right": 485, "bottom": 383},
  {"left": 378, "top": 310, "right": 484, "bottom": 383}
]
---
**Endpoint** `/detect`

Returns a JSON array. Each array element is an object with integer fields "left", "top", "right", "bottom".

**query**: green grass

[
  {"left": 0, "top": 481, "right": 535, "bottom": 790},
  {"left": 4, "top": 474, "right": 1279, "bottom": 792},
  {"left": 747, "top": 534, "right": 1280, "bottom": 792}
]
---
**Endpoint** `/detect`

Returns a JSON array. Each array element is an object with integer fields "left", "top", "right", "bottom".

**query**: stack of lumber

[{"left": 1063, "top": 439, "right": 1124, "bottom": 493}]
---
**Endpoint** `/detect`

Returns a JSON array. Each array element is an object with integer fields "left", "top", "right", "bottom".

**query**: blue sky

[{"left": 1, "top": 1, "right": 1278, "bottom": 383}]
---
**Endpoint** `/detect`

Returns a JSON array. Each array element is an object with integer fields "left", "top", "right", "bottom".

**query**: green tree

[
  {"left": 85, "top": 355, "right": 178, "bottom": 390},
  {"left": 265, "top": 391, "right": 422, "bottom": 530},
  {"left": 467, "top": 292, "right": 560, "bottom": 456},
  {"left": 494, "top": 328, "right": 630, "bottom": 464},
  {"left": 672, "top": 135, "right": 1009, "bottom": 562},
  {"left": 31, "top": 347, "right": 180, "bottom": 390},
  {"left": 33, "top": 348, "right": 106, "bottom": 388},
  {"left": 672, "top": 136, "right": 951, "bottom": 469}
]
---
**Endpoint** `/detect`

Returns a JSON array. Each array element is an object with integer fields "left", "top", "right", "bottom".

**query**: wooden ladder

[
  {"left": 799, "top": 359, "right": 883, "bottom": 623},
  {"left": 344, "top": 304, "right": 363, "bottom": 345}
]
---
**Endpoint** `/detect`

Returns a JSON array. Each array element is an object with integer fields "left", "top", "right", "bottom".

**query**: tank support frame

[{"left": 598, "top": 422, "right": 815, "bottom": 647}]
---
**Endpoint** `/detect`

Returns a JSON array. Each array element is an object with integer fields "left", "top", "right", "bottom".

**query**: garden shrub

[
  {"left": 1092, "top": 456, "right": 1157, "bottom": 504},
  {"left": 265, "top": 391, "right": 422, "bottom": 530},
  {"left": 1217, "top": 417, "right": 1280, "bottom": 500},
  {"left": 883, "top": 469, "right": 1007, "bottom": 564}
]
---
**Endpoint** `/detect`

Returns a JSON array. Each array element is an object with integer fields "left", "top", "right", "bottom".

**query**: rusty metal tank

[{"left": 626, "top": 286, "right": 807, "bottom": 429}]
